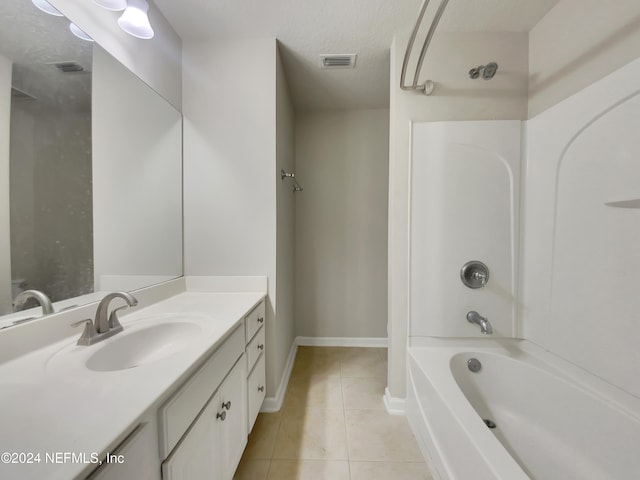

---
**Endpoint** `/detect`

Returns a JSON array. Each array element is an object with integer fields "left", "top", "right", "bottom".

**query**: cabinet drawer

[
  {"left": 247, "top": 353, "right": 266, "bottom": 432},
  {"left": 159, "top": 324, "right": 244, "bottom": 459},
  {"left": 245, "top": 300, "right": 265, "bottom": 342},
  {"left": 246, "top": 325, "right": 265, "bottom": 374}
]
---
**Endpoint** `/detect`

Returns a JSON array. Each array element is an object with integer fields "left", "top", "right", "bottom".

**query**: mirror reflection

[{"left": 0, "top": 0, "right": 182, "bottom": 321}]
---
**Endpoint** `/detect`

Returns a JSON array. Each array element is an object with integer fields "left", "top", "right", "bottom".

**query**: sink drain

[
  {"left": 483, "top": 419, "right": 496, "bottom": 429},
  {"left": 467, "top": 358, "right": 482, "bottom": 372}
]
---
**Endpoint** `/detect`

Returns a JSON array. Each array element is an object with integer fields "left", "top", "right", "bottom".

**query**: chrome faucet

[
  {"left": 467, "top": 311, "right": 492, "bottom": 335},
  {"left": 72, "top": 292, "right": 138, "bottom": 346},
  {"left": 14, "top": 290, "right": 55, "bottom": 315}
]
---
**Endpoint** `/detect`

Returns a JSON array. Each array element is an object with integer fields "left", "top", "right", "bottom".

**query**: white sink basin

[
  {"left": 46, "top": 315, "right": 211, "bottom": 374},
  {"left": 86, "top": 322, "right": 202, "bottom": 371}
]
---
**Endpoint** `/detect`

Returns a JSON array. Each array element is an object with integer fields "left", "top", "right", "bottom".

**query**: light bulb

[
  {"left": 93, "top": 0, "right": 127, "bottom": 11},
  {"left": 32, "top": 0, "right": 64, "bottom": 16},
  {"left": 69, "top": 23, "right": 94, "bottom": 42},
  {"left": 118, "top": 0, "right": 154, "bottom": 39}
]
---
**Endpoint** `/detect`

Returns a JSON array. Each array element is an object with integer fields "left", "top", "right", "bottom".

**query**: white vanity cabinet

[
  {"left": 88, "top": 424, "right": 156, "bottom": 480},
  {"left": 159, "top": 324, "right": 248, "bottom": 480},
  {"left": 244, "top": 300, "right": 266, "bottom": 432}
]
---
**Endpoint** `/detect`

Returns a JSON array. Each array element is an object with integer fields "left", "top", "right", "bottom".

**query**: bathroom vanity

[{"left": 0, "top": 278, "right": 267, "bottom": 480}]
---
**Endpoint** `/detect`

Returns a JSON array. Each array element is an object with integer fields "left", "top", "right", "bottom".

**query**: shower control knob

[{"left": 460, "top": 261, "right": 490, "bottom": 289}]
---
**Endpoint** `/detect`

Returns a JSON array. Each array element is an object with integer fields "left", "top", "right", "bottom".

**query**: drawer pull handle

[
  {"left": 222, "top": 401, "right": 231, "bottom": 410},
  {"left": 257, "top": 316, "right": 264, "bottom": 324},
  {"left": 258, "top": 344, "right": 264, "bottom": 351},
  {"left": 216, "top": 411, "right": 226, "bottom": 421},
  {"left": 258, "top": 386, "right": 265, "bottom": 393}
]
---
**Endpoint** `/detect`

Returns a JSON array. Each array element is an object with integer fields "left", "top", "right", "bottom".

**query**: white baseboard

[
  {"left": 384, "top": 387, "right": 406, "bottom": 415},
  {"left": 261, "top": 339, "right": 298, "bottom": 413},
  {"left": 296, "top": 336, "right": 388, "bottom": 348}
]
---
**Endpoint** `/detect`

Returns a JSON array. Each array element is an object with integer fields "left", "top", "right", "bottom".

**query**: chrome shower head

[
  {"left": 468, "top": 62, "right": 498, "bottom": 80},
  {"left": 482, "top": 62, "right": 498, "bottom": 79}
]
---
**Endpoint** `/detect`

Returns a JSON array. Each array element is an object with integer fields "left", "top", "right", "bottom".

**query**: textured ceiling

[
  {"left": 155, "top": 0, "right": 561, "bottom": 111},
  {"left": 0, "top": 1, "right": 92, "bottom": 109}
]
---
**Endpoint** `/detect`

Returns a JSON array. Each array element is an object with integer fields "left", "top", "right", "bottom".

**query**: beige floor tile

[
  {"left": 242, "top": 412, "right": 282, "bottom": 459},
  {"left": 350, "top": 461, "right": 433, "bottom": 480},
  {"left": 283, "top": 375, "right": 343, "bottom": 411},
  {"left": 233, "top": 459, "right": 270, "bottom": 480},
  {"left": 267, "top": 460, "right": 350, "bottom": 480},
  {"left": 345, "top": 410, "right": 424, "bottom": 462},
  {"left": 342, "top": 377, "right": 386, "bottom": 410},
  {"left": 296, "top": 346, "right": 346, "bottom": 361},
  {"left": 290, "top": 355, "right": 342, "bottom": 378},
  {"left": 272, "top": 408, "right": 348, "bottom": 460},
  {"left": 340, "top": 350, "right": 386, "bottom": 378}
]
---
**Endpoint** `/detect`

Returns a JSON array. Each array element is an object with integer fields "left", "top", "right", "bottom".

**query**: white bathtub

[{"left": 406, "top": 338, "right": 640, "bottom": 480}]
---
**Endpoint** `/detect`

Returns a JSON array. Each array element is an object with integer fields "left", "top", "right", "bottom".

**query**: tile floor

[{"left": 234, "top": 346, "right": 433, "bottom": 480}]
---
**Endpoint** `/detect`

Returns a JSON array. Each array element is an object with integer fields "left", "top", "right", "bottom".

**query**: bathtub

[{"left": 406, "top": 338, "right": 640, "bottom": 480}]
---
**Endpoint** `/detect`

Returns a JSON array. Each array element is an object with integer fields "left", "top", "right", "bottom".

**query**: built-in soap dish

[{"left": 605, "top": 199, "right": 640, "bottom": 209}]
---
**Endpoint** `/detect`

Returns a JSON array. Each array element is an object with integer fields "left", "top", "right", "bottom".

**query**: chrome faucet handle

[{"left": 71, "top": 319, "right": 99, "bottom": 346}]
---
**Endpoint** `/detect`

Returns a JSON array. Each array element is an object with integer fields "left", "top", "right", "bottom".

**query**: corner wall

[
  {"left": 182, "top": 38, "right": 292, "bottom": 398},
  {"left": 389, "top": 31, "right": 528, "bottom": 399},
  {"left": 275, "top": 45, "right": 296, "bottom": 393},
  {"left": 294, "top": 109, "right": 389, "bottom": 339}
]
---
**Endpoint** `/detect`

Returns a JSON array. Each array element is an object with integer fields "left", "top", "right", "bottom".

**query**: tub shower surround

[{"left": 408, "top": 57, "right": 640, "bottom": 479}]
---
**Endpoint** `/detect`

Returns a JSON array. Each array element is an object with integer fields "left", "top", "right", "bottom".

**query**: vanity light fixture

[
  {"left": 31, "top": 0, "right": 64, "bottom": 16},
  {"left": 69, "top": 23, "right": 94, "bottom": 42},
  {"left": 93, "top": 0, "right": 127, "bottom": 11},
  {"left": 118, "top": 0, "right": 154, "bottom": 39}
]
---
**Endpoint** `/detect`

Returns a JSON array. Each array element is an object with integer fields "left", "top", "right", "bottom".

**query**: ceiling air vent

[
  {"left": 52, "top": 61, "right": 86, "bottom": 73},
  {"left": 320, "top": 54, "right": 357, "bottom": 69}
]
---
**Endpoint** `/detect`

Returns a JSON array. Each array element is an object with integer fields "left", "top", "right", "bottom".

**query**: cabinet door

[
  {"left": 161, "top": 393, "right": 221, "bottom": 480},
  {"left": 247, "top": 353, "right": 266, "bottom": 433},
  {"left": 219, "top": 358, "right": 248, "bottom": 479}
]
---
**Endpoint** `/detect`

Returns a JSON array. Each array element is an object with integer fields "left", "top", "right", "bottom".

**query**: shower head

[
  {"left": 482, "top": 62, "right": 498, "bottom": 79},
  {"left": 468, "top": 62, "right": 498, "bottom": 80}
]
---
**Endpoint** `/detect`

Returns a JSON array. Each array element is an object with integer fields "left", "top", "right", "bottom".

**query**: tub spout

[{"left": 467, "top": 311, "right": 492, "bottom": 334}]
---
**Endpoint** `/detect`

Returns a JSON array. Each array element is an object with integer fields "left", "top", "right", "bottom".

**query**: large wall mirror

[{"left": 0, "top": 1, "right": 183, "bottom": 321}]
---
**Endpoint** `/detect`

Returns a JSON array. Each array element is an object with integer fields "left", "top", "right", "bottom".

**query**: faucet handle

[{"left": 71, "top": 319, "right": 99, "bottom": 346}]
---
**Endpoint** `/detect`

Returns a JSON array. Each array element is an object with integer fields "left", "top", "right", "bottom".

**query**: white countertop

[{"left": 0, "top": 290, "right": 264, "bottom": 480}]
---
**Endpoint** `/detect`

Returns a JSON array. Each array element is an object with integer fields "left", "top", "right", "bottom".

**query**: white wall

[
  {"left": 388, "top": 31, "right": 528, "bottom": 399},
  {"left": 529, "top": 0, "right": 640, "bottom": 117},
  {"left": 295, "top": 109, "right": 389, "bottom": 339},
  {"left": 0, "top": 54, "right": 11, "bottom": 313},
  {"left": 275, "top": 45, "right": 296, "bottom": 392},
  {"left": 92, "top": 46, "right": 182, "bottom": 291},
  {"left": 183, "top": 38, "right": 288, "bottom": 397},
  {"left": 410, "top": 121, "right": 521, "bottom": 338},
  {"left": 523, "top": 57, "right": 640, "bottom": 399},
  {"left": 49, "top": 0, "right": 181, "bottom": 109}
]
